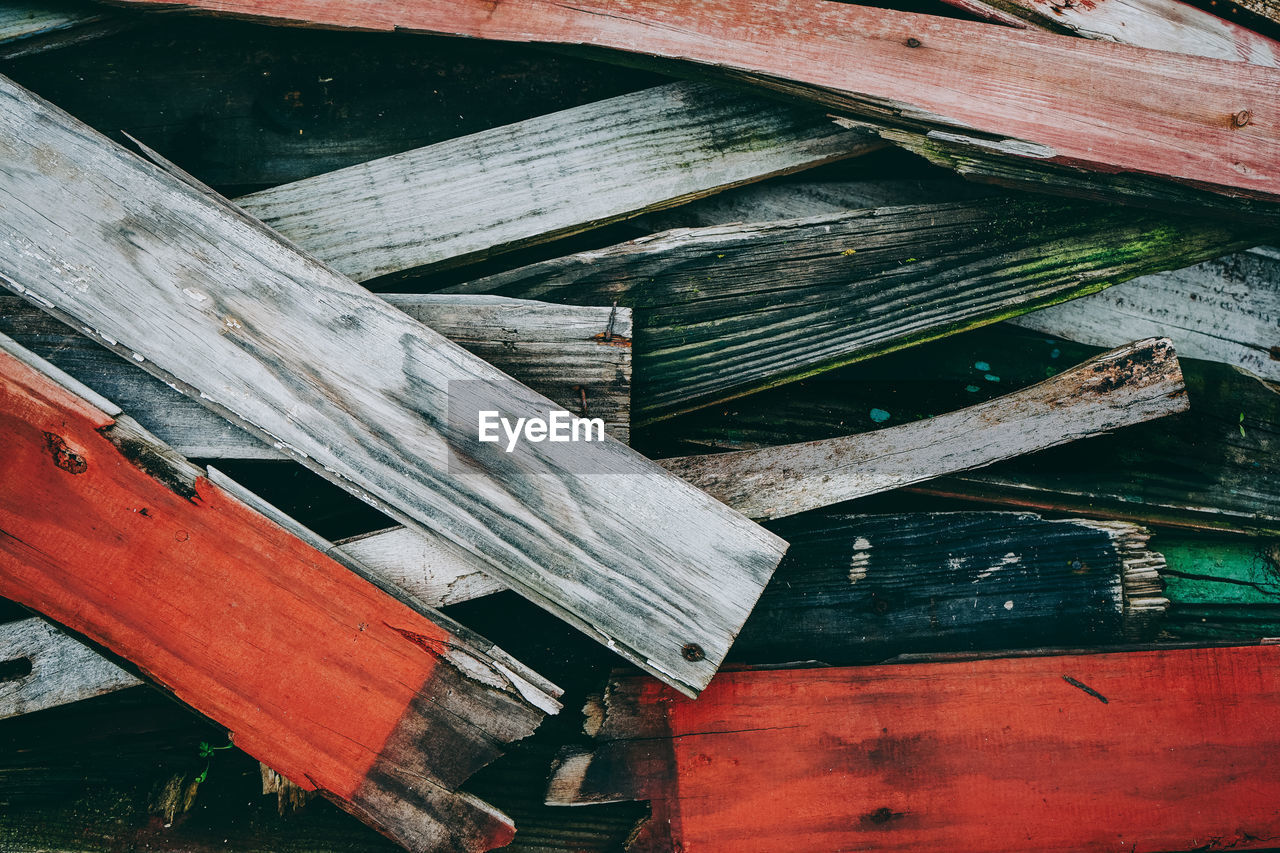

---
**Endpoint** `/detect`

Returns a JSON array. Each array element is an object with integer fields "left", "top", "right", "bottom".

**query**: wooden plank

[
  {"left": 549, "top": 645, "right": 1280, "bottom": 852},
  {"left": 1199, "top": 0, "right": 1280, "bottom": 30},
  {"left": 1155, "top": 533, "right": 1280, "bottom": 641},
  {"left": 233, "top": 81, "right": 879, "bottom": 281},
  {"left": 0, "top": 74, "right": 787, "bottom": 697},
  {"left": 0, "top": 292, "right": 633, "bottom": 454},
  {"left": 0, "top": 1, "right": 126, "bottom": 58},
  {"left": 449, "top": 196, "right": 1256, "bottom": 421},
  {"left": 654, "top": 325, "right": 1280, "bottom": 536},
  {"left": 0, "top": 617, "right": 142, "bottom": 719},
  {"left": 0, "top": 339, "right": 562, "bottom": 853},
  {"left": 1012, "top": 245, "right": 1280, "bottom": 383},
  {"left": 106, "top": 0, "right": 1280, "bottom": 217},
  {"left": 660, "top": 338, "right": 1187, "bottom": 520},
  {"left": 938, "top": 0, "right": 1280, "bottom": 65}
]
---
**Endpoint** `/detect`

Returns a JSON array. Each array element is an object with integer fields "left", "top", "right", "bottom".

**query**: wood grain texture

[
  {"left": 0, "top": 1, "right": 125, "bottom": 58},
  {"left": 448, "top": 196, "right": 1254, "bottom": 421},
  {"left": 234, "top": 81, "right": 879, "bottom": 281},
  {"left": 0, "top": 73, "right": 787, "bottom": 697},
  {"left": 938, "top": 0, "right": 1280, "bottom": 65},
  {"left": 652, "top": 325, "right": 1280, "bottom": 536},
  {"left": 0, "top": 342, "right": 561, "bottom": 853},
  {"left": 1014, "top": 245, "right": 1280, "bottom": 383},
  {"left": 550, "top": 645, "right": 1280, "bottom": 852},
  {"left": 0, "top": 293, "right": 632, "bottom": 455},
  {"left": 661, "top": 338, "right": 1188, "bottom": 520},
  {"left": 0, "top": 617, "right": 143, "bottom": 719},
  {"left": 103, "top": 0, "right": 1280, "bottom": 214},
  {"left": 1155, "top": 533, "right": 1280, "bottom": 640}
]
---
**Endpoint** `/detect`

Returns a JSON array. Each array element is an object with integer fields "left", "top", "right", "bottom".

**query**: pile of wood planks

[{"left": 0, "top": 0, "right": 1277, "bottom": 850}]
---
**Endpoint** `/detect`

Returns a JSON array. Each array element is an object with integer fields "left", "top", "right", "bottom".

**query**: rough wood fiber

[
  {"left": 0, "top": 617, "right": 142, "bottom": 719},
  {"left": 0, "top": 74, "right": 788, "bottom": 697},
  {"left": 233, "top": 81, "right": 880, "bottom": 281},
  {"left": 1014, "top": 245, "right": 1280, "bottom": 383},
  {"left": 447, "top": 197, "right": 1255, "bottom": 420},
  {"left": 940, "top": 0, "right": 1280, "bottom": 65},
  {"left": 0, "top": 341, "right": 561, "bottom": 853},
  {"left": 0, "top": 293, "right": 633, "bottom": 454},
  {"left": 661, "top": 338, "right": 1187, "bottom": 520},
  {"left": 550, "top": 645, "right": 1280, "bottom": 852},
  {"left": 0, "top": 1, "right": 124, "bottom": 58},
  {"left": 103, "top": 0, "right": 1280, "bottom": 215}
]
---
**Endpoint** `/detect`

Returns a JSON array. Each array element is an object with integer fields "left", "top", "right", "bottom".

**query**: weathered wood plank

[
  {"left": 652, "top": 325, "right": 1280, "bottom": 536},
  {"left": 234, "top": 81, "right": 879, "bottom": 281},
  {"left": 105, "top": 0, "right": 1280, "bottom": 216},
  {"left": 550, "top": 645, "right": 1280, "bottom": 851},
  {"left": 939, "top": 0, "right": 1280, "bottom": 65},
  {"left": 0, "top": 617, "right": 142, "bottom": 719},
  {"left": 0, "top": 1, "right": 126, "bottom": 58},
  {"left": 0, "top": 338, "right": 561, "bottom": 853},
  {"left": 0, "top": 73, "right": 786, "bottom": 697},
  {"left": 1154, "top": 533, "right": 1280, "bottom": 641},
  {"left": 0, "top": 292, "right": 633, "bottom": 454},
  {"left": 1013, "top": 245, "right": 1280, "bottom": 383},
  {"left": 661, "top": 338, "right": 1186, "bottom": 520},
  {"left": 448, "top": 197, "right": 1254, "bottom": 420}
]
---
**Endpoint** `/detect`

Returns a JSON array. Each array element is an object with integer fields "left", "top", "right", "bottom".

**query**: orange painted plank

[
  {"left": 555, "top": 646, "right": 1280, "bottom": 851},
  {"left": 0, "top": 345, "right": 559, "bottom": 853},
  {"left": 105, "top": 0, "right": 1280, "bottom": 210}
]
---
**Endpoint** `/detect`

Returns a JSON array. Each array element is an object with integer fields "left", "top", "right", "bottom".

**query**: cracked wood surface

[
  {"left": 549, "top": 645, "right": 1280, "bottom": 852},
  {"left": 661, "top": 338, "right": 1188, "bottom": 520},
  {"left": 447, "top": 197, "right": 1256, "bottom": 421},
  {"left": 0, "top": 73, "right": 788, "bottom": 697},
  {"left": 0, "top": 293, "right": 633, "bottom": 454},
  {"left": 101, "top": 0, "right": 1280, "bottom": 217},
  {"left": 0, "top": 337, "right": 561, "bottom": 853}
]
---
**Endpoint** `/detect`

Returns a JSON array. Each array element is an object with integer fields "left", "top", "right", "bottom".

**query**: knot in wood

[
  {"left": 43, "top": 432, "right": 87, "bottom": 475},
  {"left": 681, "top": 643, "right": 705, "bottom": 662},
  {"left": 1233, "top": 110, "right": 1252, "bottom": 128},
  {"left": 905, "top": 37, "right": 922, "bottom": 48}
]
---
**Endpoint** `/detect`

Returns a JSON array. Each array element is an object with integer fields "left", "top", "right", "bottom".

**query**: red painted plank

[
  {"left": 106, "top": 0, "right": 1280, "bottom": 210},
  {"left": 0, "top": 346, "right": 559, "bottom": 853},
  {"left": 555, "top": 646, "right": 1280, "bottom": 851}
]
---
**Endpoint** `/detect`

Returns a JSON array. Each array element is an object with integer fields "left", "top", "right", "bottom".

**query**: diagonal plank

[
  {"left": 661, "top": 338, "right": 1188, "bottom": 520},
  {"left": 233, "top": 81, "right": 878, "bottom": 281},
  {"left": 0, "top": 336, "right": 561, "bottom": 853},
  {"left": 103, "top": 0, "right": 1280, "bottom": 216},
  {"left": 0, "top": 1, "right": 126, "bottom": 58},
  {"left": 0, "top": 73, "right": 788, "bottom": 697},
  {"left": 548, "top": 645, "right": 1280, "bottom": 852}
]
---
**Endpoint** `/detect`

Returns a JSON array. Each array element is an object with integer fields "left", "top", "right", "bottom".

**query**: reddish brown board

[
  {"left": 551, "top": 646, "right": 1280, "bottom": 851},
  {"left": 104, "top": 0, "right": 1280, "bottom": 212},
  {"left": 0, "top": 345, "right": 560, "bottom": 853}
]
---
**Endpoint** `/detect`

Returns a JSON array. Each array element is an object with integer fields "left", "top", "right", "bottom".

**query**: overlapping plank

[
  {"left": 0, "top": 1, "right": 124, "bottom": 58},
  {"left": 550, "top": 645, "right": 1280, "bottom": 851},
  {"left": 233, "top": 81, "right": 878, "bottom": 281},
  {"left": 662, "top": 338, "right": 1187, "bottom": 519},
  {"left": 0, "top": 73, "right": 788, "bottom": 697},
  {"left": 448, "top": 197, "right": 1254, "bottom": 420},
  {"left": 0, "top": 292, "right": 633, "bottom": 454},
  {"left": 0, "top": 337, "right": 560, "bottom": 853},
  {"left": 105, "top": 0, "right": 1280, "bottom": 217}
]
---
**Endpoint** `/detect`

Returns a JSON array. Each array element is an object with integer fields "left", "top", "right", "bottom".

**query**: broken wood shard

[
  {"left": 103, "top": 0, "right": 1280, "bottom": 215},
  {"left": 551, "top": 646, "right": 1280, "bottom": 852},
  {"left": 0, "top": 73, "right": 788, "bottom": 697},
  {"left": 450, "top": 196, "right": 1254, "bottom": 420},
  {"left": 234, "top": 81, "right": 878, "bottom": 281},
  {"left": 0, "top": 338, "right": 561, "bottom": 853},
  {"left": 661, "top": 338, "right": 1188, "bottom": 520}
]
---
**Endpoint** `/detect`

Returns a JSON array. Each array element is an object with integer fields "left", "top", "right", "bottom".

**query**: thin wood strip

[
  {"left": 0, "top": 340, "right": 560, "bottom": 853},
  {"left": 661, "top": 338, "right": 1188, "bottom": 520},
  {"left": 103, "top": 0, "right": 1280, "bottom": 213},
  {"left": 0, "top": 1, "right": 126, "bottom": 58}
]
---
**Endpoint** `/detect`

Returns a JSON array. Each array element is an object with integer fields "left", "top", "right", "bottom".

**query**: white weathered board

[
  {"left": 0, "top": 73, "right": 787, "bottom": 697},
  {"left": 235, "top": 81, "right": 880, "bottom": 281},
  {"left": 0, "top": 617, "right": 143, "bottom": 719}
]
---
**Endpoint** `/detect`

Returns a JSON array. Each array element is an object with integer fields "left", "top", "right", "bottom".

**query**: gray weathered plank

[
  {"left": 446, "top": 196, "right": 1255, "bottom": 421},
  {"left": 0, "top": 1, "right": 124, "bottom": 58},
  {"left": 1012, "top": 246, "right": 1280, "bottom": 383},
  {"left": 234, "top": 81, "right": 879, "bottom": 281},
  {"left": 0, "top": 73, "right": 787, "bottom": 698},
  {"left": 0, "top": 292, "right": 633, "bottom": 454},
  {"left": 661, "top": 338, "right": 1187, "bottom": 520},
  {"left": 0, "top": 618, "right": 142, "bottom": 719}
]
